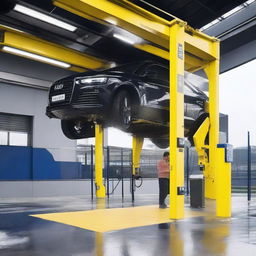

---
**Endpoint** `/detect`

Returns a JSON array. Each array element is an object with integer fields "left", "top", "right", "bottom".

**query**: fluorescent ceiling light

[
  {"left": 245, "top": 0, "right": 256, "bottom": 5},
  {"left": 200, "top": 0, "right": 255, "bottom": 31},
  {"left": 113, "top": 33, "right": 135, "bottom": 44},
  {"left": 14, "top": 4, "right": 77, "bottom": 32},
  {"left": 2, "top": 46, "right": 71, "bottom": 68},
  {"left": 200, "top": 18, "right": 221, "bottom": 31},
  {"left": 221, "top": 6, "right": 244, "bottom": 19}
]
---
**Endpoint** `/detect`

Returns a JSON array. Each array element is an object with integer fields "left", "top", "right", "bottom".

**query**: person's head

[{"left": 163, "top": 151, "right": 169, "bottom": 161}]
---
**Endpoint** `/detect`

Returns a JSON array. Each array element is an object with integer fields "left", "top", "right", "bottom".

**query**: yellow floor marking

[{"left": 31, "top": 205, "right": 207, "bottom": 233}]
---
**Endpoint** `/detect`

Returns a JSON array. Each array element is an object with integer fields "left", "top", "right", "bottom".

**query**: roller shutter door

[{"left": 0, "top": 112, "right": 32, "bottom": 146}]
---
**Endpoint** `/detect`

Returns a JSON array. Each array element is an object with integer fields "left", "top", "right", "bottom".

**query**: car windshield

[
  {"left": 136, "top": 64, "right": 169, "bottom": 82},
  {"left": 107, "top": 62, "right": 144, "bottom": 74}
]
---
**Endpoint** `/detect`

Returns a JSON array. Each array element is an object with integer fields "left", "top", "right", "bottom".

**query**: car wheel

[
  {"left": 150, "top": 138, "right": 169, "bottom": 149},
  {"left": 112, "top": 90, "right": 133, "bottom": 131},
  {"left": 61, "top": 120, "right": 95, "bottom": 140}
]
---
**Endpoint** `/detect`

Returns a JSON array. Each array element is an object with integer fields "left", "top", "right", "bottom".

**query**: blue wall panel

[
  {"left": 32, "top": 148, "right": 61, "bottom": 180},
  {"left": 0, "top": 146, "right": 32, "bottom": 180},
  {"left": 0, "top": 146, "right": 83, "bottom": 180}
]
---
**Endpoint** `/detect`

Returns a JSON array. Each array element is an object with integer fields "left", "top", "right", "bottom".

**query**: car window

[
  {"left": 139, "top": 65, "right": 169, "bottom": 82},
  {"left": 184, "top": 84, "right": 196, "bottom": 96}
]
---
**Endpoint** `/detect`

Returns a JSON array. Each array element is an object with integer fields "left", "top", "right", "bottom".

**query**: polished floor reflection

[{"left": 0, "top": 194, "right": 255, "bottom": 256}]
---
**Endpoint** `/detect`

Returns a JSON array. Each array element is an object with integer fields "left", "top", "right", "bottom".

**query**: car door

[{"left": 140, "top": 64, "right": 169, "bottom": 109}]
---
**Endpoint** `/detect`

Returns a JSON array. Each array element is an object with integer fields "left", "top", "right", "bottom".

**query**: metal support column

[
  {"left": 204, "top": 41, "right": 220, "bottom": 199},
  {"left": 121, "top": 148, "right": 124, "bottom": 199},
  {"left": 95, "top": 124, "right": 106, "bottom": 198},
  {"left": 248, "top": 131, "right": 252, "bottom": 201},
  {"left": 106, "top": 146, "right": 110, "bottom": 198},
  {"left": 90, "top": 145, "right": 94, "bottom": 200},
  {"left": 169, "top": 22, "right": 185, "bottom": 219},
  {"left": 186, "top": 146, "right": 190, "bottom": 196}
]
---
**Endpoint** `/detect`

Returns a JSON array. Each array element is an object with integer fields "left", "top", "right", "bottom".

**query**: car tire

[
  {"left": 112, "top": 90, "right": 133, "bottom": 131},
  {"left": 150, "top": 138, "right": 169, "bottom": 149},
  {"left": 61, "top": 120, "right": 95, "bottom": 140}
]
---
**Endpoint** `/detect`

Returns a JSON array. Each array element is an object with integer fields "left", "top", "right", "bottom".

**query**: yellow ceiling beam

[
  {"left": 134, "top": 44, "right": 206, "bottom": 72},
  {"left": 54, "top": 0, "right": 218, "bottom": 68},
  {"left": 184, "top": 31, "right": 217, "bottom": 61},
  {"left": 54, "top": 0, "right": 170, "bottom": 49},
  {"left": 0, "top": 25, "right": 108, "bottom": 71}
]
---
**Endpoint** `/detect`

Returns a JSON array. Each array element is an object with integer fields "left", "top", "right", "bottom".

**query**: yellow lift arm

[
  {"left": 193, "top": 117, "right": 210, "bottom": 170},
  {"left": 132, "top": 136, "right": 144, "bottom": 177},
  {"left": 0, "top": 25, "right": 108, "bottom": 72}
]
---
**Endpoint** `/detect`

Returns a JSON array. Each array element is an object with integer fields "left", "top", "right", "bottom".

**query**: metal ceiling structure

[
  {"left": 129, "top": 0, "right": 248, "bottom": 28},
  {"left": 0, "top": 0, "right": 255, "bottom": 86}
]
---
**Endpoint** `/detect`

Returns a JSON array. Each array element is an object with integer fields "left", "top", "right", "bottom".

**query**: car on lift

[{"left": 46, "top": 61, "right": 208, "bottom": 148}]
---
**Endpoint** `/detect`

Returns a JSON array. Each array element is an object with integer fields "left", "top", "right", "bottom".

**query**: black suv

[{"left": 46, "top": 61, "right": 208, "bottom": 148}]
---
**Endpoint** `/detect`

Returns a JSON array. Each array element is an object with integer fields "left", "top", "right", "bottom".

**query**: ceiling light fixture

[
  {"left": 13, "top": 4, "right": 77, "bottom": 32},
  {"left": 200, "top": 0, "right": 256, "bottom": 31},
  {"left": 200, "top": 18, "right": 221, "bottom": 31},
  {"left": 113, "top": 33, "right": 135, "bottom": 44},
  {"left": 2, "top": 46, "right": 71, "bottom": 68},
  {"left": 221, "top": 5, "right": 244, "bottom": 19},
  {"left": 245, "top": 0, "right": 256, "bottom": 5}
]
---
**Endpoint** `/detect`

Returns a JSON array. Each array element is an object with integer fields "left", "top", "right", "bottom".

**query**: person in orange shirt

[{"left": 157, "top": 151, "right": 170, "bottom": 208}]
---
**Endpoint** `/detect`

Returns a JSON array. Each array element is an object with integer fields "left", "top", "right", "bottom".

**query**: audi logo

[{"left": 54, "top": 84, "right": 64, "bottom": 90}]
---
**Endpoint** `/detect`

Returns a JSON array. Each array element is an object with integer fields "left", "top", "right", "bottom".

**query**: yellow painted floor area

[{"left": 31, "top": 205, "right": 206, "bottom": 232}]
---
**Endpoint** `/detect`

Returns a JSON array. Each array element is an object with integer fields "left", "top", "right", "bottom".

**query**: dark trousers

[{"left": 159, "top": 178, "right": 169, "bottom": 205}]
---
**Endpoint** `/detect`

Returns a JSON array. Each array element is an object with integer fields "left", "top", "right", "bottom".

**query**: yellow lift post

[
  {"left": 169, "top": 21, "right": 186, "bottom": 219},
  {"left": 204, "top": 43, "right": 220, "bottom": 199},
  {"left": 95, "top": 124, "right": 106, "bottom": 198},
  {"left": 53, "top": 0, "right": 231, "bottom": 218}
]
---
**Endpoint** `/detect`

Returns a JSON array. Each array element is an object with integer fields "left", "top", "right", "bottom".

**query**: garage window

[
  {"left": 0, "top": 113, "right": 32, "bottom": 146},
  {"left": 0, "top": 131, "right": 8, "bottom": 145}
]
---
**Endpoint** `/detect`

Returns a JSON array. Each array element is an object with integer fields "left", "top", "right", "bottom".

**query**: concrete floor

[{"left": 0, "top": 194, "right": 255, "bottom": 256}]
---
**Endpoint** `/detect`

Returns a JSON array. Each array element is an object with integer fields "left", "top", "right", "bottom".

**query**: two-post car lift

[{"left": 0, "top": 0, "right": 232, "bottom": 219}]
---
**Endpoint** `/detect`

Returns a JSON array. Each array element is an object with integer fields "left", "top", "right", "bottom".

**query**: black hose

[{"left": 134, "top": 176, "right": 143, "bottom": 188}]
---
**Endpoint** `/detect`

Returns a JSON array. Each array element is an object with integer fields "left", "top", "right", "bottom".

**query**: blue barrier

[
  {"left": 0, "top": 146, "right": 83, "bottom": 180},
  {"left": 0, "top": 146, "right": 32, "bottom": 180}
]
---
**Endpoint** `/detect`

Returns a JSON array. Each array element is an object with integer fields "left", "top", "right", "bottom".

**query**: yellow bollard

[{"left": 216, "top": 144, "right": 232, "bottom": 217}]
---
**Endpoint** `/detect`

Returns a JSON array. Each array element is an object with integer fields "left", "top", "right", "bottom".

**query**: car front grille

[
  {"left": 49, "top": 80, "right": 74, "bottom": 106},
  {"left": 74, "top": 91, "right": 100, "bottom": 107}
]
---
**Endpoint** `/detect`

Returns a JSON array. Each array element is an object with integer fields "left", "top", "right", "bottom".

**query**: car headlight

[{"left": 77, "top": 77, "right": 108, "bottom": 85}]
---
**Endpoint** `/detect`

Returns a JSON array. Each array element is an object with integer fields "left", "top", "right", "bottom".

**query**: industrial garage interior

[{"left": 0, "top": 0, "right": 256, "bottom": 255}]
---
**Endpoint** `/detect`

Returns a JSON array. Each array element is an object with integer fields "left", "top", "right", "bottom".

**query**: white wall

[{"left": 0, "top": 82, "right": 77, "bottom": 161}]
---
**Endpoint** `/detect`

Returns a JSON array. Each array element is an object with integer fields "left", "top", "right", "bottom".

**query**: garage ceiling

[
  {"left": 0, "top": 0, "right": 254, "bottom": 85},
  {"left": 129, "top": 0, "right": 247, "bottom": 28}
]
